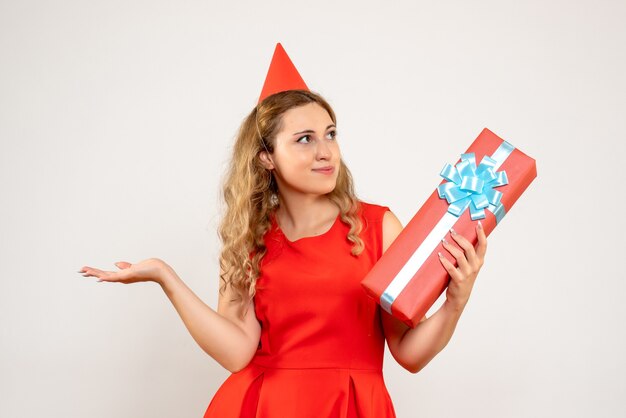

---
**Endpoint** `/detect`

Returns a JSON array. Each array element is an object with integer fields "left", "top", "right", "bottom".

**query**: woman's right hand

[{"left": 78, "top": 258, "right": 169, "bottom": 285}]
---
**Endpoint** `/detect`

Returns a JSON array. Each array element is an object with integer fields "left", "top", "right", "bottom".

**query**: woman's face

[{"left": 262, "top": 102, "right": 341, "bottom": 197}]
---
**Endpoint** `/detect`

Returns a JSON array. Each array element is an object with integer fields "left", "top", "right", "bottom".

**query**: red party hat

[{"left": 258, "top": 43, "right": 309, "bottom": 104}]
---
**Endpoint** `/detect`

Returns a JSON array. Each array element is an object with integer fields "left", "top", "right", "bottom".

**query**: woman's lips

[{"left": 312, "top": 167, "right": 334, "bottom": 174}]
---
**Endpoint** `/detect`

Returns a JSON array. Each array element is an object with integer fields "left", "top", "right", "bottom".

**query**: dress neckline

[{"left": 271, "top": 211, "right": 342, "bottom": 245}]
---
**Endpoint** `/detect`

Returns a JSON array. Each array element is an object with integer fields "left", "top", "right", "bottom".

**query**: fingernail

[
  {"left": 450, "top": 228, "right": 457, "bottom": 236},
  {"left": 442, "top": 238, "right": 448, "bottom": 245},
  {"left": 438, "top": 251, "right": 443, "bottom": 257},
  {"left": 478, "top": 220, "right": 483, "bottom": 229}
]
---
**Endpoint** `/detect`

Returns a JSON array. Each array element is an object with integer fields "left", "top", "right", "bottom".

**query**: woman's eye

[{"left": 296, "top": 130, "right": 337, "bottom": 144}]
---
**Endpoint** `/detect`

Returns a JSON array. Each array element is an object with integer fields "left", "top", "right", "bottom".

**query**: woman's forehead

[{"left": 280, "top": 103, "right": 333, "bottom": 131}]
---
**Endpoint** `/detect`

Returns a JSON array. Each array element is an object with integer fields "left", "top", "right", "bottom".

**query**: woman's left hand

[{"left": 439, "top": 221, "right": 487, "bottom": 312}]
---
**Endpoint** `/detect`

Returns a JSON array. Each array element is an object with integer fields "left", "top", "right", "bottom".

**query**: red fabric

[{"left": 204, "top": 201, "right": 396, "bottom": 418}]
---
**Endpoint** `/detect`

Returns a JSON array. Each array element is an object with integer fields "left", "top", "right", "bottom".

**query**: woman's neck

[{"left": 274, "top": 195, "right": 339, "bottom": 233}]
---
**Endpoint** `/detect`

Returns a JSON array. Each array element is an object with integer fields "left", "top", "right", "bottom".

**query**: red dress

[{"left": 203, "top": 201, "right": 396, "bottom": 418}]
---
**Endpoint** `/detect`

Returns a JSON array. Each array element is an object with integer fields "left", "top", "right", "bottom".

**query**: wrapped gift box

[{"left": 361, "top": 128, "right": 537, "bottom": 328}]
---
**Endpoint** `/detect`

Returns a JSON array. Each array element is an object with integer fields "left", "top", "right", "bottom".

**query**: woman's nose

[{"left": 316, "top": 140, "right": 332, "bottom": 159}]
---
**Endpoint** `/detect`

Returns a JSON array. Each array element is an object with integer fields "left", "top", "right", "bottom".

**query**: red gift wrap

[{"left": 361, "top": 128, "right": 537, "bottom": 328}]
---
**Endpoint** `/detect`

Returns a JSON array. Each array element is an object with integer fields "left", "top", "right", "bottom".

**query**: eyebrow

[{"left": 292, "top": 124, "right": 336, "bottom": 136}]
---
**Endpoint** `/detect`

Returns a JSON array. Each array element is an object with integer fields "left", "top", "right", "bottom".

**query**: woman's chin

[{"left": 308, "top": 184, "right": 337, "bottom": 196}]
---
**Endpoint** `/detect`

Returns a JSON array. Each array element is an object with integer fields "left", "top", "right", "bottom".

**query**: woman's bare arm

[
  {"left": 379, "top": 210, "right": 486, "bottom": 374},
  {"left": 79, "top": 258, "right": 261, "bottom": 373},
  {"left": 159, "top": 262, "right": 261, "bottom": 373}
]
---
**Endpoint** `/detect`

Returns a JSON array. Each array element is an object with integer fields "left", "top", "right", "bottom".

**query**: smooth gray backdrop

[{"left": 1, "top": 0, "right": 624, "bottom": 417}]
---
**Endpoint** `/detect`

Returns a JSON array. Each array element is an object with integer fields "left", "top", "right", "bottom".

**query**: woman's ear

[{"left": 259, "top": 151, "right": 275, "bottom": 170}]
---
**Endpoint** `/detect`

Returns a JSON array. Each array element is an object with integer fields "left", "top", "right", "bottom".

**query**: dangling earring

[{"left": 267, "top": 172, "right": 279, "bottom": 206}]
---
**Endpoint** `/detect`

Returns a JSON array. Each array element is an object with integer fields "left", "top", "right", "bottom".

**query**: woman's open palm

[{"left": 78, "top": 258, "right": 166, "bottom": 285}]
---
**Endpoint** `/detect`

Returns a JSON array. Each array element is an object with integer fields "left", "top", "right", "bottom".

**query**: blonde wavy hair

[{"left": 218, "top": 90, "right": 364, "bottom": 319}]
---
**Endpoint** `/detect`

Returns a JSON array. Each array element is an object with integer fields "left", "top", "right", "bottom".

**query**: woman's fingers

[
  {"left": 78, "top": 266, "right": 121, "bottom": 282},
  {"left": 440, "top": 222, "right": 488, "bottom": 309},
  {"left": 441, "top": 223, "right": 488, "bottom": 277},
  {"left": 441, "top": 237, "right": 469, "bottom": 272},
  {"left": 438, "top": 252, "right": 461, "bottom": 282},
  {"left": 475, "top": 222, "right": 487, "bottom": 262},
  {"left": 449, "top": 228, "right": 479, "bottom": 269},
  {"left": 78, "top": 266, "right": 100, "bottom": 277},
  {"left": 78, "top": 258, "right": 165, "bottom": 284}
]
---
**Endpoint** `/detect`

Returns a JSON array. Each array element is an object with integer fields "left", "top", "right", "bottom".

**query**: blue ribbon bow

[{"left": 437, "top": 152, "right": 509, "bottom": 222}]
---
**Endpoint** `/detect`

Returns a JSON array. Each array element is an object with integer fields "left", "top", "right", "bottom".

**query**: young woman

[{"left": 79, "top": 44, "right": 487, "bottom": 418}]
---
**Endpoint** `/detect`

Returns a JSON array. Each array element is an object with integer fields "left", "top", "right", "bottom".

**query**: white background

[{"left": 1, "top": 0, "right": 624, "bottom": 417}]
